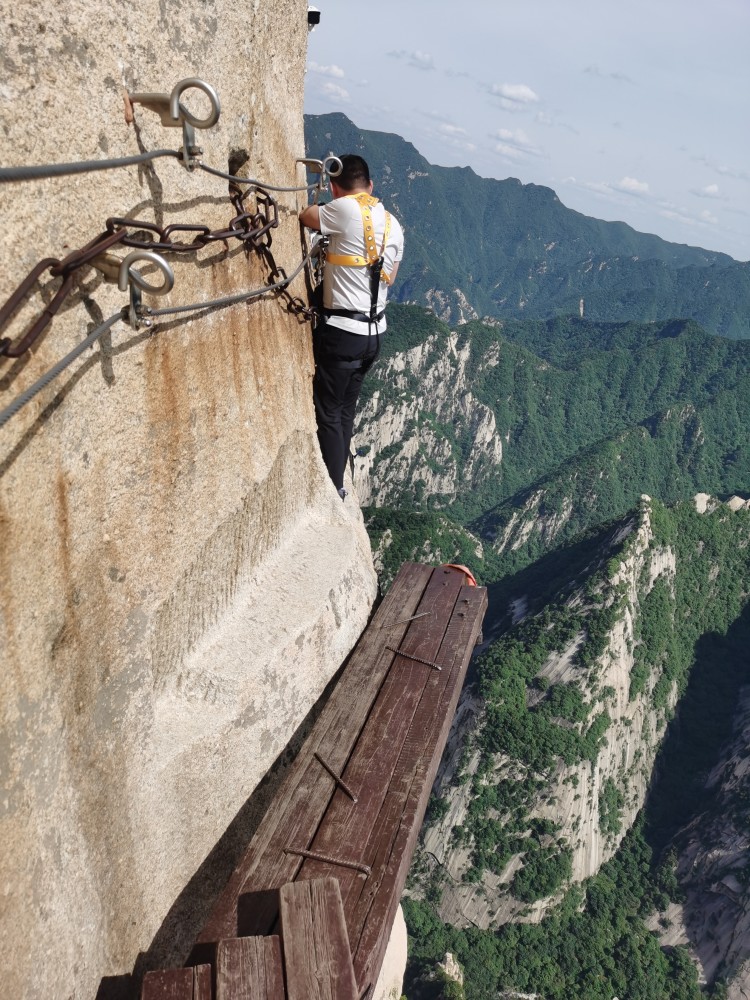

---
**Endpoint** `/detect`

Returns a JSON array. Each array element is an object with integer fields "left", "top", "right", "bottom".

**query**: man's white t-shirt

[{"left": 318, "top": 195, "right": 404, "bottom": 336}]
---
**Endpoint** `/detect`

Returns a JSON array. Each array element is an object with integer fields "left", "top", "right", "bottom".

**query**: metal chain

[
  {"left": 0, "top": 242, "right": 318, "bottom": 430},
  {"left": 145, "top": 242, "right": 317, "bottom": 318},
  {"left": 0, "top": 187, "right": 280, "bottom": 359}
]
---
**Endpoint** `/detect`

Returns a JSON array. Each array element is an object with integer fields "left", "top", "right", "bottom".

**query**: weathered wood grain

[
  {"left": 140, "top": 965, "right": 212, "bottom": 1000},
  {"left": 140, "top": 968, "right": 194, "bottom": 1000},
  {"left": 279, "top": 878, "right": 357, "bottom": 1000},
  {"left": 295, "top": 567, "right": 467, "bottom": 885},
  {"left": 193, "top": 562, "right": 433, "bottom": 948},
  {"left": 215, "top": 936, "right": 284, "bottom": 1000},
  {"left": 193, "top": 964, "right": 212, "bottom": 1000},
  {"left": 351, "top": 586, "right": 487, "bottom": 988}
]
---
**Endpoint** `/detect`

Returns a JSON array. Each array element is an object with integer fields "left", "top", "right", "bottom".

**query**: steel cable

[
  {"left": 1, "top": 242, "right": 317, "bottom": 429},
  {"left": 0, "top": 154, "right": 323, "bottom": 194},
  {"left": 0, "top": 150, "right": 183, "bottom": 183},
  {"left": 146, "top": 245, "right": 316, "bottom": 317},
  {"left": 195, "top": 161, "right": 318, "bottom": 193},
  {"left": 0, "top": 311, "right": 123, "bottom": 429}
]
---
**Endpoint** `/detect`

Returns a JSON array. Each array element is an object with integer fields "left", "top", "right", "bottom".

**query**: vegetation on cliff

[
  {"left": 302, "top": 119, "right": 750, "bottom": 997},
  {"left": 405, "top": 501, "right": 750, "bottom": 998}
]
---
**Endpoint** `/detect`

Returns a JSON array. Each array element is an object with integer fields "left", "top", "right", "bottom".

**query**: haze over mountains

[
  {"left": 305, "top": 113, "right": 750, "bottom": 340},
  {"left": 305, "top": 114, "right": 750, "bottom": 999}
]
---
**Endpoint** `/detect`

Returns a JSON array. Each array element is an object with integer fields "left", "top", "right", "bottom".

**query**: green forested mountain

[
  {"left": 306, "top": 113, "right": 750, "bottom": 999},
  {"left": 304, "top": 113, "right": 750, "bottom": 338},
  {"left": 405, "top": 499, "right": 750, "bottom": 1000},
  {"left": 359, "top": 306, "right": 750, "bottom": 564},
  {"left": 349, "top": 302, "right": 750, "bottom": 998}
]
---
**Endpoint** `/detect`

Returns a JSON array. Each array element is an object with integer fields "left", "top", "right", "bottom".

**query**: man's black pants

[{"left": 312, "top": 322, "right": 382, "bottom": 491}]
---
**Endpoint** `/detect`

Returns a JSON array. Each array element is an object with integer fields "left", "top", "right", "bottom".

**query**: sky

[{"left": 304, "top": 0, "right": 750, "bottom": 262}]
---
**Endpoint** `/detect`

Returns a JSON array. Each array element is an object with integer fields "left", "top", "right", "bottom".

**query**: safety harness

[{"left": 324, "top": 192, "right": 393, "bottom": 326}]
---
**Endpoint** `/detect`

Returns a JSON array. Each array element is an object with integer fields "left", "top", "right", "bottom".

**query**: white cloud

[
  {"left": 439, "top": 123, "right": 468, "bottom": 137},
  {"left": 659, "top": 208, "right": 695, "bottom": 227},
  {"left": 308, "top": 61, "right": 345, "bottom": 79},
  {"left": 321, "top": 82, "right": 350, "bottom": 103},
  {"left": 388, "top": 49, "right": 435, "bottom": 71},
  {"left": 615, "top": 176, "right": 650, "bottom": 196},
  {"left": 491, "top": 128, "right": 543, "bottom": 159},
  {"left": 691, "top": 183, "right": 721, "bottom": 199},
  {"left": 699, "top": 209, "right": 719, "bottom": 225},
  {"left": 564, "top": 175, "right": 651, "bottom": 201},
  {"left": 489, "top": 82, "right": 540, "bottom": 111},
  {"left": 693, "top": 156, "right": 750, "bottom": 183},
  {"left": 421, "top": 109, "right": 454, "bottom": 123}
]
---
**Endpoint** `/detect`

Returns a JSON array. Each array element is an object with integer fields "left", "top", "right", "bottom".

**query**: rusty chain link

[{"left": 0, "top": 185, "right": 281, "bottom": 360}]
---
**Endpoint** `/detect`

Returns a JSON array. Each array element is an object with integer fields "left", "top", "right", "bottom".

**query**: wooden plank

[
  {"left": 215, "top": 936, "right": 284, "bottom": 1000},
  {"left": 140, "top": 968, "right": 194, "bottom": 1000},
  {"left": 193, "top": 562, "right": 434, "bottom": 948},
  {"left": 319, "top": 585, "right": 486, "bottom": 954},
  {"left": 279, "top": 878, "right": 358, "bottom": 1000},
  {"left": 351, "top": 585, "right": 487, "bottom": 989},
  {"left": 295, "top": 567, "right": 468, "bottom": 891},
  {"left": 193, "top": 965, "right": 212, "bottom": 1000}
]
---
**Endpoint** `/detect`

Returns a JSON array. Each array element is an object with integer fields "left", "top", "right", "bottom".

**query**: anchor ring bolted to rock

[
  {"left": 169, "top": 78, "right": 221, "bottom": 130},
  {"left": 118, "top": 251, "right": 175, "bottom": 295}
]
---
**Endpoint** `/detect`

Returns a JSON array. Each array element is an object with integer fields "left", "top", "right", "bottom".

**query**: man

[{"left": 299, "top": 154, "right": 404, "bottom": 500}]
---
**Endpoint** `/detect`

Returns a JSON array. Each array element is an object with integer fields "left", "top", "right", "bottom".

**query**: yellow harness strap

[{"left": 325, "top": 192, "right": 393, "bottom": 284}]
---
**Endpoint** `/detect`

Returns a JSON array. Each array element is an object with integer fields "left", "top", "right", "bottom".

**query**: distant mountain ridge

[
  {"left": 304, "top": 113, "right": 750, "bottom": 338},
  {"left": 355, "top": 308, "right": 750, "bottom": 534}
]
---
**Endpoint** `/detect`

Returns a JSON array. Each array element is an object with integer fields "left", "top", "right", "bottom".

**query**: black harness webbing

[{"left": 324, "top": 307, "right": 385, "bottom": 324}]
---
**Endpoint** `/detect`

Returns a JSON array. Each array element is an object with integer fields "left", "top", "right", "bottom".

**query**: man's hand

[{"left": 299, "top": 204, "right": 321, "bottom": 230}]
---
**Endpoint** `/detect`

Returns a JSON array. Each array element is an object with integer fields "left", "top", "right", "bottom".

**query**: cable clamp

[
  {"left": 296, "top": 155, "right": 343, "bottom": 203},
  {"left": 128, "top": 78, "right": 221, "bottom": 171},
  {"left": 118, "top": 251, "right": 174, "bottom": 329}
]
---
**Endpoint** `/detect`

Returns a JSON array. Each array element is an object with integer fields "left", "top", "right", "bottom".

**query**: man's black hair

[{"left": 335, "top": 154, "right": 371, "bottom": 191}]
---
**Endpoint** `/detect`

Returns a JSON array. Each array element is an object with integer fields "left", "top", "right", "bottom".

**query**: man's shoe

[{"left": 338, "top": 487, "right": 348, "bottom": 501}]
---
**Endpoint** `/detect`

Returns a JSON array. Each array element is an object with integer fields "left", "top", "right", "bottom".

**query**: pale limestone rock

[
  {"left": 646, "top": 689, "right": 750, "bottom": 995},
  {"left": 373, "top": 904, "right": 408, "bottom": 1000},
  {"left": 0, "top": 4, "right": 377, "bottom": 998},
  {"left": 438, "top": 951, "right": 465, "bottom": 986},
  {"left": 354, "top": 331, "right": 503, "bottom": 507},
  {"left": 420, "top": 501, "right": 682, "bottom": 929}
]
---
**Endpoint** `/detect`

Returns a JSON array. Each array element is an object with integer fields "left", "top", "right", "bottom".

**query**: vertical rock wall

[{"left": 0, "top": 3, "right": 377, "bottom": 997}]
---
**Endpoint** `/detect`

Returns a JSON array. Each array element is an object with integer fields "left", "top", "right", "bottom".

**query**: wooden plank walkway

[
  {"left": 279, "top": 878, "right": 358, "bottom": 1000},
  {"left": 144, "top": 563, "right": 486, "bottom": 999},
  {"left": 215, "top": 937, "right": 284, "bottom": 1000},
  {"left": 141, "top": 965, "right": 211, "bottom": 1000}
]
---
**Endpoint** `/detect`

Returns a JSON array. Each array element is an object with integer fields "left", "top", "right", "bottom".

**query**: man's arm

[
  {"left": 387, "top": 262, "right": 400, "bottom": 284},
  {"left": 299, "top": 204, "right": 321, "bottom": 230}
]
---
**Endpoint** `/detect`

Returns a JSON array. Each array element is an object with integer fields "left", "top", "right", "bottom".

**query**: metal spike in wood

[
  {"left": 284, "top": 847, "right": 371, "bottom": 877},
  {"left": 313, "top": 751, "right": 358, "bottom": 803},
  {"left": 385, "top": 644, "right": 442, "bottom": 671},
  {"left": 379, "top": 610, "right": 432, "bottom": 629}
]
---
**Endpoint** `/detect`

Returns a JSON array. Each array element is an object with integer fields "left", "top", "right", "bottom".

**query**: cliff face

[
  {"left": 419, "top": 500, "right": 680, "bottom": 928},
  {"left": 647, "top": 681, "right": 750, "bottom": 997},
  {"left": 354, "top": 331, "right": 503, "bottom": 507},
  {"left": 0, "top": 4, "right": 377, "bottom": 998}
]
